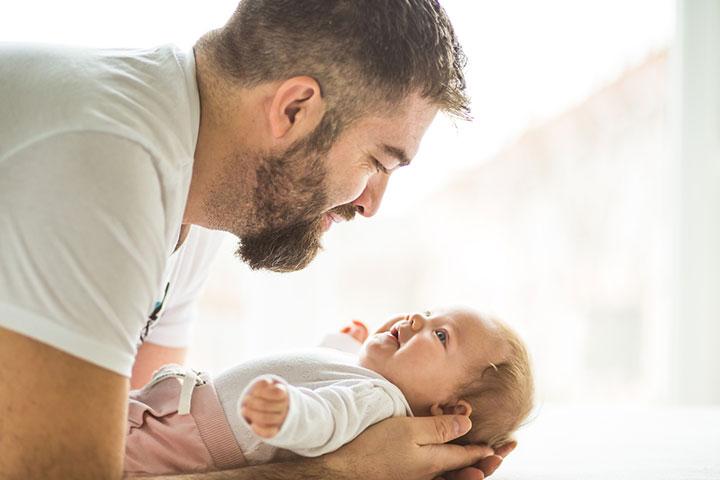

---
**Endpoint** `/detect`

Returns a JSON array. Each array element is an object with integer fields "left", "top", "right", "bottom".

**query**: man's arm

[
  {"left": 130, "top": 342, "right": 188, "bottom": 390},
  {"left": 138, "top": 415, "right": 492, "bottom": 480},
  {"left": 0, "top": 327, "right": 129, "bottom": 479},
  {"left": 0, "top": 332, "right": 498, "bottom": 480},
  {"left": 135, "top": 459, "right": 328, "bottom": 480}
]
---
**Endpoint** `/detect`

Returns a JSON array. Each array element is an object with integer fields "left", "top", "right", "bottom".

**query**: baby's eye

[{"left": 434, "top": 329, "right": 448, "bottom": 345}]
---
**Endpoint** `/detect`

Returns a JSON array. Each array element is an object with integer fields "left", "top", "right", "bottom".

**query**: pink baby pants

[{"left": 124, "top": 365, "right": 247, "bottom": 476}]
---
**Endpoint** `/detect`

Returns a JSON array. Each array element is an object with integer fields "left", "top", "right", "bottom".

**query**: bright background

[{"left": 8, "top": 1, "right": 710, "bottom": 412}]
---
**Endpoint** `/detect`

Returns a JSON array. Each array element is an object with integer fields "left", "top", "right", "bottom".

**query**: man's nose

[{"left": 351, "top": 173, "right": 389, "bottom": 218}]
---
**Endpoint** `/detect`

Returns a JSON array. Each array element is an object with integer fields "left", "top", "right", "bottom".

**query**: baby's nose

[{"left": 409, "top": 313, "right": 425, "bottom": 331}]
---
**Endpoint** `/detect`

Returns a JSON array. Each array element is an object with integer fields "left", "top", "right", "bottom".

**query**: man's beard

[
  {"left": 236, "top": 111, "right": 357, "bottom": 272},
  {"left": 238, "top": 202, "right": 356, "bottom": 272}
]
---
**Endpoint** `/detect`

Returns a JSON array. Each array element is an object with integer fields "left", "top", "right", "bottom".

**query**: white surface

[{"left": 497, "top": 404, "right": 720, "bottom": 480}]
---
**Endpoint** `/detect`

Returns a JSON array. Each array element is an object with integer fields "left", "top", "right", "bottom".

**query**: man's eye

[
  {"left": 434, "top": 329, "right": 448, "bottom": 345},
  {"left": 371, "top": 157, "right": 389, "bottom": 174}
]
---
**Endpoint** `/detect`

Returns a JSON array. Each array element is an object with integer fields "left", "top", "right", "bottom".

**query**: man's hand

[
  {"left": 240, "top": 377, "right": 289, "bottom": 438},
  {"left": 439, "top": 441, "right": 517, "bottom": 480},
  {"left": 322, "top": 415, "right": 493, "bottom": 480}
]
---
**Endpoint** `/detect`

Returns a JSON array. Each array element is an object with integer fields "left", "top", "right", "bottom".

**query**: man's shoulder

[{"left": 0, "top": 43, "right": 199, "bottom": 165}]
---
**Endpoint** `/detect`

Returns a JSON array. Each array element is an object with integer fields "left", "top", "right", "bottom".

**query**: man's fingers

[
  {"left": 444, "top": 467, "right": 486, "bottom": 480},
  {"left": 414, "top": 414, "right": 472, "bottom": 445},
  {"left": 446, "top": 442, "right": 512, "bottom": 479},
  {"left": 474, "top": 440, "right": 515, "bottom": 477},
  {"left": 425, "top": 443, "right": 493, "bottom": 475},
  {"left": 493, "top": 441, "right": 517, "bottom": 458},
  {"left": 412, "top": 416, "right": 493, "bottom": 475},
  {"left": 475, "top": 455, "right": 503, "bottom": 477}
]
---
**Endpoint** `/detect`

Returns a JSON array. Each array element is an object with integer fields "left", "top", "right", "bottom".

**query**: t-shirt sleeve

[{"left": 0, "top": 132, "right": 167, "bottom": 377}]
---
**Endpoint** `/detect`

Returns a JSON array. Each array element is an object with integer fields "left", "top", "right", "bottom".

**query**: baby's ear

[{"left": 430, "top": 400, "right": 473, "bottom": 417}]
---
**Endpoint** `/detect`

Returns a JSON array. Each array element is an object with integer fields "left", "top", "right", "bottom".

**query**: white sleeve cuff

[
  {"left": 318, "top": 332, "right": 363, "bottom": 355},
  {"left": 0, "top": 302, "right": 136, "bottom": 377}
]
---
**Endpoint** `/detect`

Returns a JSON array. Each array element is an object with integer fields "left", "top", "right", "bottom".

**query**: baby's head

[{"left": 358, "top": 306, "right": 533, "bottom": 447}]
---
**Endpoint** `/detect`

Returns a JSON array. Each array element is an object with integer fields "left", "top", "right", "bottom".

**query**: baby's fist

[{"left": 240, "top": 377, "right": 289, "bottom": 439}]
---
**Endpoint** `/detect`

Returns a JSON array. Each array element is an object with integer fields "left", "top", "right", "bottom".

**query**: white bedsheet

[{"left": 495, "top": 404, "right": 720, "bottom": 480}]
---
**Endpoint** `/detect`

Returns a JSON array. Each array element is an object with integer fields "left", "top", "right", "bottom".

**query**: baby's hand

[
  {"left": 340, "top": 319, "right": 369, "bottom": 343},
  {"left": 240, "top": 377, "right": 289, "bottom": 439}
]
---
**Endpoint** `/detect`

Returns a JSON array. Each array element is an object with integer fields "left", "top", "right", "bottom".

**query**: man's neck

[
  {"left": 173, "top": 224, "right": 191, "bottom": 253},
  {"left": 183, "top": 44, "right": 259, "bottom": 238}
]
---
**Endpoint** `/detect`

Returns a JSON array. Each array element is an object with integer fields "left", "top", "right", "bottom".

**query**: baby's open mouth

[{"left": 389, "top": 326, "right": 400, "bottom": 345}]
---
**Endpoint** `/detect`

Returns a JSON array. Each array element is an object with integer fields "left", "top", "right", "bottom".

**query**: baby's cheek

[
  {"left": 360, "top": 354, "right": 390, "bottom": 380},
  {"left": 357, "top": 347, "right": 375, "bottom": 370}
]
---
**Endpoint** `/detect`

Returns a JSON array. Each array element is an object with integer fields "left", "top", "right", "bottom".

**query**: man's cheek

[{"left": 335, "top": 176, "right": 369, "bottom": 208}]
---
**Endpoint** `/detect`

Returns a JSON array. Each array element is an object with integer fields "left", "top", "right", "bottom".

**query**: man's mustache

[{"left": 330, "top": 203, "right": 357, "bottom": 222}]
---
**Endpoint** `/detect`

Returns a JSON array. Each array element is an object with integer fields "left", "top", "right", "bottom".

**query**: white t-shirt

[
  {"left": 146, "top": 225, "right": 227, "bottom": 349},
  {"left": 0, "top": 43, "right": 223, "bottom": 377}
]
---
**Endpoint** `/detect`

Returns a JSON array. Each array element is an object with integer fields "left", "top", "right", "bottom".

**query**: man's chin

[
  {"left": 236, "top": 242, "right": 323, "bottom": 272},
  {"left": 235, "top": 218, "right": 324, "bottom": 272}
]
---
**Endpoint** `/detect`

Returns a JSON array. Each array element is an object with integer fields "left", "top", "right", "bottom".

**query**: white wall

[
  {"left": 668, "top": 0, "right": 720, "bottom": 404},
  {"left": 1, "top": 0, "right": 686, "bottom": 404}
]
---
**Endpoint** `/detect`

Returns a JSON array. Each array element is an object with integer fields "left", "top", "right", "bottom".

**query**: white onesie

[{"left": 214, "top": 346, "right": 413, "bottom": 463}]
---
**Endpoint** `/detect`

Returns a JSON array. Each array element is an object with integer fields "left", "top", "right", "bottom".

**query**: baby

[{"left": 124, "top": 306, "right": 534, "bottom": 476}]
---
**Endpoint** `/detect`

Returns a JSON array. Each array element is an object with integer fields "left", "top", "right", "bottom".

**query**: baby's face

[{"left": 358, "top": 307, "right": 507, "bottom": 415}]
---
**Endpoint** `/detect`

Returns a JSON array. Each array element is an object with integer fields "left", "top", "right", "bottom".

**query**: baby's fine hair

[{"left": 455, "top": 317, "right": 534, "bottom": 448}]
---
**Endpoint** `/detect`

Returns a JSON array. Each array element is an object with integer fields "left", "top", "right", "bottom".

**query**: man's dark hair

[{"left": 201, "top": 0, "right": 469, "bottom": 122}]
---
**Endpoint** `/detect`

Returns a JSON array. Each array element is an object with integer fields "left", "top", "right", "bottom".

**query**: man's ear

[
  {"left": 267, "top": 76, "right": 324, "bottom": 141},
  {"left": 430, "top": 399, "right": 473, "bottom": 417}
]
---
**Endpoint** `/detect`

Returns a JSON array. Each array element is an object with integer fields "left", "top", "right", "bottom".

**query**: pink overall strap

[{"left": 192, "top": 372, "right": 248, "bottom": 471}]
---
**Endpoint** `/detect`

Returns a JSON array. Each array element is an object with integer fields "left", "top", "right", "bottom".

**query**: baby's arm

[{"left": 240, "top": 375, "right": 409, "bottom": 457}]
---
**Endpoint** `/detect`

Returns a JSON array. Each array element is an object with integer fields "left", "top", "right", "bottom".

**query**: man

[{"left": 0, "top": 1, "right": 514, "bottom": 478}]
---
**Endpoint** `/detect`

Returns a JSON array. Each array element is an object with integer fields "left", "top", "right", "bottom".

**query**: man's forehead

[{"left": 365, "top": 99, "right": 438, "bottom": 157}]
